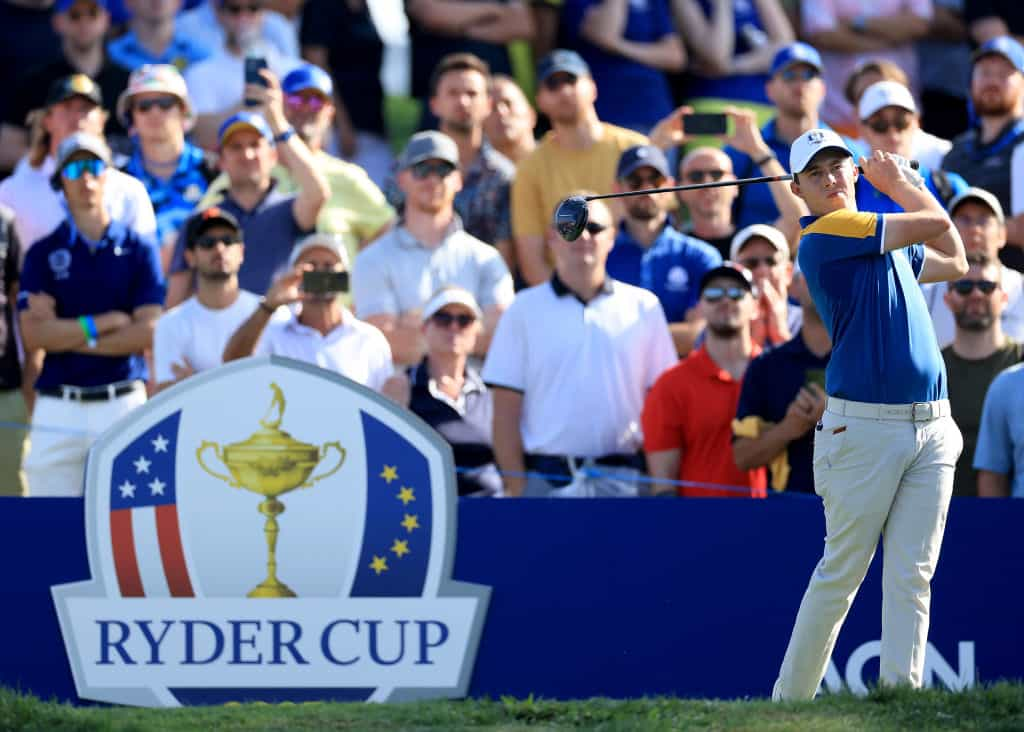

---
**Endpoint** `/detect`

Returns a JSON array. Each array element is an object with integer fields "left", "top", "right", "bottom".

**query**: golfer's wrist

[{"left": 753, "top": 149, "right": 776, "bottom": 167}]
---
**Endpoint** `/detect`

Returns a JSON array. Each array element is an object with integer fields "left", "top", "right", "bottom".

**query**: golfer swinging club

[{"left": 772, "top": 129, "right": 967, "bottom": 700}]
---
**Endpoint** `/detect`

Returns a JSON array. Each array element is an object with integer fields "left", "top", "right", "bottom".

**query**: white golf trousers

[{"left": 773, "top": 398, "right": 962, "bottom": 701}]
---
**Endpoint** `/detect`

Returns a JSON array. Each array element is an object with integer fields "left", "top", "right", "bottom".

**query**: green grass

[{"left": 2, "top": 683, "right": 1024, "bottom": 731}]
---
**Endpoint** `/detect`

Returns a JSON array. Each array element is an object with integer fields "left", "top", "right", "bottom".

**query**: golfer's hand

[{"left": 859, "top": 150, "right": 915, "bottom": 197}]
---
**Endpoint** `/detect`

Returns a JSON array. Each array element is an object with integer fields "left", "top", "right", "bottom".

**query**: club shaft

[
  {"left": 584, "top": 174, "right": 792, "bottom": 201},
  {"left": 582, "top": 160, "right": 919, "bottom": 202}
]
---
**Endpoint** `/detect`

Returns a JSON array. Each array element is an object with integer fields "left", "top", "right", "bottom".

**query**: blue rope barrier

[{"left": 0, "top": 421, "right": 804, "bottom": 498}]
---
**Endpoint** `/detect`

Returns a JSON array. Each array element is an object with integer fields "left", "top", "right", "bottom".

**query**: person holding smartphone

[
  {"left": 222, "top": 232, "right": 394, "bottom": 391},
  {"left": 732, "top": 260, "right": 831, "bottom": 494}
]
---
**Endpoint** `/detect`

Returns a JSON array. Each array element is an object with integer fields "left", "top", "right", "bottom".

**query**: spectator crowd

[{"left": 1, "top": 0, "right": 1024, "bottom": 500}]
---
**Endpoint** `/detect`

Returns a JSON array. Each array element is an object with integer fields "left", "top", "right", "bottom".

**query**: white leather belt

[{"left": 826, "top": 397, "right": 951, "bottom": 422}]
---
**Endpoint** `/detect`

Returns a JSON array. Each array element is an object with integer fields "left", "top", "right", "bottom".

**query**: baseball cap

[
  {"left": 729, "top": 224, "right": 789, "bottom": 261},
  {"left": 536, "top": 49, "right": 590, "bottom": 83},
  {"left": 397, "top": 131, "right": 459, "bottom": 170},
  {"left": 183, "top": 207, "right": 242, "bottom": 248},
  {"left": 858, "top": 80, "right": 917, "bottom": 120},
  {"left": 616, "top": 145, "right": 670, "bottom": 181},
  {"left": 789, "top": 128, "right": 852, "bottom": 174},
  {"left": 699, "top": 262, "right": 755, "bottom": 294},
  {"left": 50, "top": 132, "right": 111, "bottom": 189},
  {"left": 422, "top": 285, "right": 483, "bottom": 322},
  {"left": 116, "top": 64, "right": 192, "bottom": 127},
  {"left": 972, "top": 36, "right": 1024, "bottom": 73},
  {"left": 45, "top": 73, "right": 102, "bottom": 109},
  {"left": 282, "top": 64, "right": 334, "bottom": 98},
  {"left": 54, "top": 0, "right": 108, "bottom": 11},
  {"left": 947, "top": 186, "right": 1005, "bottom": 224},
  {"left": 770, "top": 42, "right": 823, "bottom": 77},
  {"left": 288, "top": 232, "right": 350, "bottom": 270},
  {"left": 217, "top": 111, "right": 274, "bottom": 146}
]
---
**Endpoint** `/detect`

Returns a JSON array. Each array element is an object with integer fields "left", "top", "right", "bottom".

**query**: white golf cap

[
  {"left": 288, "top": 232, "right": 350, "bottom": 270},
  {"left": 730, "top": 224, "right": 790, "bottom": 261},
  {"left": 422, "top": 285, "right": 483, "bottom": 322},
  {"left": 858, "top": 80, "right": 917, "bottom": 120},
  {"left": 947, "top": 186, "right": 1005, "bottom": 224},
  {"left": 789, "top": 128, "right": 852, "bottom": 174}
]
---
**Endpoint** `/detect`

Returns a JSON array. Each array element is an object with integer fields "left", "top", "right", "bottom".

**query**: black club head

[{"left": 553, "top": 195, "right": 590, "bottom": 242}]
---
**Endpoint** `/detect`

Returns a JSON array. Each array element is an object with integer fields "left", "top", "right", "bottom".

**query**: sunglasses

[
  {"left": 685, "top": 169, "right": 727, "bottom": 184},
  {"left": 702, "top": 286, "right": 747, "bottom": 303},
  {"left": 866, "top": 115, "right": 912, "bottom": 134},
  {"left": 134, "top": 96, "right": 178, "bottom": 114},
  {"left": 739, "top": 255, "right": 778, "bottom": 270},
  {"left": 195, "top": 234, "right": 242, "bottom": 249},
  {"left": 410, "top": 160, "right": 456, "bottom": 180},
  {"left": 284, "top": 93, "right": 327, "bottom": 111},
  {"left": 61, "top": 158, "right": 106, "bottom": 180},
  {"left": 780, "top": 68, "right": 819, "bottom": 83},
  {"left": 430, "top": 311, "right": 476, "bottom": 328},
  {"left": 951, "top": 279, "right": 998, "bottom": 295},
  {"left": 221, "top": 2, "right": 262, "bottom": 14},
  {"left": 625, "top": 173, "right": 665, "bottom": 190},
  {"left": 542, "top": 73, "right": 578, "bottom": 92}
]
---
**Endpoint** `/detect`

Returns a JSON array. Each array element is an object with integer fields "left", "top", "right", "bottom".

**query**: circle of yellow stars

[{"left": 370, "top": 465, "right": 420, "bottom": 576}]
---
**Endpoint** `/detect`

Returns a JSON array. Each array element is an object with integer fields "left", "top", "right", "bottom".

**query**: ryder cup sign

[{"left": 52, "top": 357, "right": 491, "bottom": 707}]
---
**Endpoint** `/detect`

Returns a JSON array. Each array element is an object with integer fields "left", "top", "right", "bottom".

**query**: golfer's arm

[{"left": 881, "top": 179, "right": 967, "bottom": 280}]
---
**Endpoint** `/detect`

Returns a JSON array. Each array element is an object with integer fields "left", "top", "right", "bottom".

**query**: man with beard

[
  {"left": 485, "top": 197, "right": 676, "bottom": 497},
  {"left": 354, "top": 132, "right": 513, "bottom": 366},
  {"left": 922, "top": 187, "right": 1024, "bottom": 346},
  {"left": 511, "top": 49, "right": 647, "bottom": 285},
  {"left": 153, "top": 207, "right": 285, "bottom": 392},
  {"left": 607, "top": 144, "right": 720, "bottom": 356},
  {"left": 642, "top": 262, "right": 767, "bottom": 497},
  {"left": 943, "top": 36, "right": 1024, "bottom": 271},
  {"left": 429, "top": 53, "right": 515, "bottom": 267},
  {"left": 942, "top": 252, "right": 1022, "bottom": 497}
]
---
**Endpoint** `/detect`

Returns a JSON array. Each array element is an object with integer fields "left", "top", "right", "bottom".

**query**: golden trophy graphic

[{"left": 197, "top": 382, "right": 345, "bottom": 597}]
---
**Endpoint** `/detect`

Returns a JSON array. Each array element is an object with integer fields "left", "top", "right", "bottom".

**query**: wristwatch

[{"left": 274, "top": 127, "right": 296, "bottom": 143}]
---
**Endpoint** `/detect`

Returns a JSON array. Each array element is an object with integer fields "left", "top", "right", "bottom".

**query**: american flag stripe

[
  {"left": 156, "top": 505, "right": 194, "bottom": 597},
  {"left": 132, "top": 507, "right": 170, "bottom": 597},
  {"left": 110, "top": 509, "right": 144, "bottom": 597}
]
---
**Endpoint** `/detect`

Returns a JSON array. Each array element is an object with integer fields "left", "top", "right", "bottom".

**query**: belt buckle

[
  {"left": 62, "top": 385, "right": 83, "bottom": 401},
  {"left": 911, "top": 402, "right": 930, "bottom": 421}
]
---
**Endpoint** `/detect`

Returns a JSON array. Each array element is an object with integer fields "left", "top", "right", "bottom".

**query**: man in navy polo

[
  {"left": 772, "top": 129, "right": 967, "bottom": 700},
  {"left": 607, "top": 144, "right": 721, "bottom": 356},
  {"left": 17, "top": 132, "right": 165, "bottom": 497},
  {"left": 165, "top": 68, "right": 329, "bottom": 306}
]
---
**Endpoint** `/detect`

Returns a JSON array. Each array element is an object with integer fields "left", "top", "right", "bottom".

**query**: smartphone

[
  {"left": 243, "top": 55, "right": 269, "bottom": 107},
  {"left": 302, "top": 270, "right": 349, "bottom": 295},
  {"left": 804, "top": 368, "right": 827, "bottom": 390},
  {"left": 682, "top": 113, "right": 728, "bottom": 136}
]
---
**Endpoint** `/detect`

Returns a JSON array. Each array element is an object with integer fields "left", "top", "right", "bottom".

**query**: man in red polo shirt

[{"left": 642, "top": 263, "right": 767, "bottom": 497}]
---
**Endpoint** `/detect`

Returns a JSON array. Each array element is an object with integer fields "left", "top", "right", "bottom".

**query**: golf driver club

[{"left": 553, "top": 160, "right": 920, "bottom": 241}]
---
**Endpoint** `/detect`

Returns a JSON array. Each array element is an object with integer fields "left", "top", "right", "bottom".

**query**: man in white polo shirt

[
  {"left": 483, "top": 197, "right": 677, "bottom": 497},
  {"left": 354, "top": 131, "right": 514, "bottom": 366},
  {"left": 222, "top": 232, "right": 393, "bottom": 391}
]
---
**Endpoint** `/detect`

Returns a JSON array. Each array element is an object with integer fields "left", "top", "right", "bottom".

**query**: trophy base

[{"left": 247, "top": 580, "right": 297, "bottom": 598}]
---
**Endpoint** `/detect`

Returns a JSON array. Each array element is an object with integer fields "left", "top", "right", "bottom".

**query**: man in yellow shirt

[
  {"left": 198, "top": 64, "right": 394, "bottom": 268},
  {"left": 512, "top": 50, "right": 648, "bottom": 285}
]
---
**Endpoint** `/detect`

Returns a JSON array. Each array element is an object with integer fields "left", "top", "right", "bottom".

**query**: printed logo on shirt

[
  {"left": 183, "top": 184, "right": 203, "bottom": 203},
  {"left": 48, "top": 249, "right": 72, "bottom": 280},
  {"left": 665, "top": 266, "right": 690, "bottom": 292},
  {"left": 53, "top": 357, "right": 491, "bottom": 708}
]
